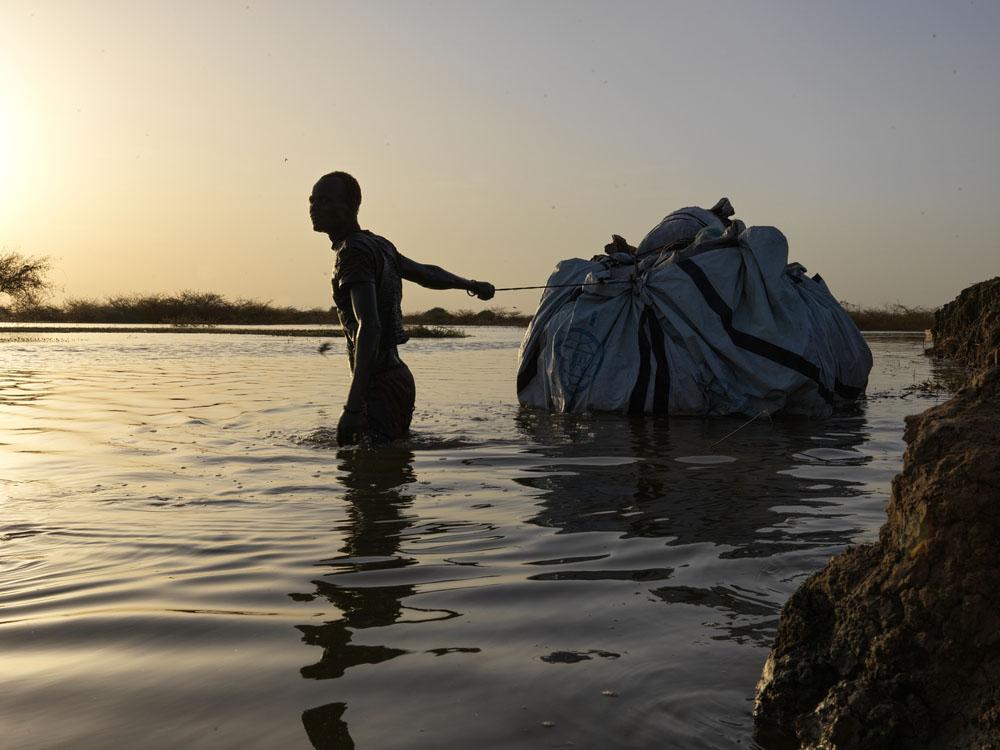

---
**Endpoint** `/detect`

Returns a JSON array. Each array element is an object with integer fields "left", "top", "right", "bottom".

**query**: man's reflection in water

[
  {"left": 514, "top": 408, "right": 873, "bottom": 643},
  {"left": 296, "top": 446, "right": 418, "bottom": 750}
]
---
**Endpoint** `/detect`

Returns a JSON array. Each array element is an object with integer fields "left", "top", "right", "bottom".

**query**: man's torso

[{"left": 332, "top": 230, "right": 409, "bottom": 371}]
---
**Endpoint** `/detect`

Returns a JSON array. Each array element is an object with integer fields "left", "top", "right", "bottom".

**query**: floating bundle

[{"left": 516, "top": 200, "right": 872, "bottom": 417}]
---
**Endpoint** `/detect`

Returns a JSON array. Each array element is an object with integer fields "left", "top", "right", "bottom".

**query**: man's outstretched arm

[{"left": 398, "top": 255, "right": 495, "bottom": 300}]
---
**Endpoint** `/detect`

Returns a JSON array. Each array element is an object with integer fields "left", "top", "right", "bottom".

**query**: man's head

[{"left": 309, "top": 171, "right": 362, "bottom": 240}]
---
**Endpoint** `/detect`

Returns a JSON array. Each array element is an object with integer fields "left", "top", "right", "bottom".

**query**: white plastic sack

[{"left": 516, "top": 206, "right": 872, "bottom": 417}]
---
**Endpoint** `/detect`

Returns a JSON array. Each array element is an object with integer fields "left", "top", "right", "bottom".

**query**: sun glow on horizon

[
  {"left": 0, "top": 79, "right": 44, "bottom": 231},
  {"left": 0, "top": 97, "right": 13, "bottom": 207},
  {"left": 0, "top": 90, "right": 29, "bottom": 222}
]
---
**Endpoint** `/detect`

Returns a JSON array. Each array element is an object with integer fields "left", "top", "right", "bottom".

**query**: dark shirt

[{"left": 332, "top": 230, "right": 409, "bottom": 371}]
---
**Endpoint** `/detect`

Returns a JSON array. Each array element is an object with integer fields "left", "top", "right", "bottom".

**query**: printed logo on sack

[{"left": 560, "top": 327, "right": 605, "bottom": 401}]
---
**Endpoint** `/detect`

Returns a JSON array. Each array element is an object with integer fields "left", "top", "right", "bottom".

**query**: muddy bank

[
  {"left": 754, "top": 279, "right": 1000, "bottom": 749},
  {"left": 931, "top": 276, "right": 1000, "bottom": 370}
]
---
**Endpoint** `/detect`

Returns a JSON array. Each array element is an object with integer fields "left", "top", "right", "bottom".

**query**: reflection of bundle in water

[{"left": 514, "top": 408, "right": 872, "bottom": 566}]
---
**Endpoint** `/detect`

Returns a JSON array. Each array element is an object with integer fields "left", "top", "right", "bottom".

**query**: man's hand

[
  {"left": 470, "top": 281, "right": 495, "bottom": 301},
  {"left": 337, "top": 407, "right": 366, "bottom": 446}
]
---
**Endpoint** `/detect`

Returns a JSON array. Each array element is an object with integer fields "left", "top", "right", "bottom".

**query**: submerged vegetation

[
  {"left": 1, "top": 324, "right": 464, "bottom": 338},
  {"left": 401, "top": 325, "right": 466, "bottom": 338}
]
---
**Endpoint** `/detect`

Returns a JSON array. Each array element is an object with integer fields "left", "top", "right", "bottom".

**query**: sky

[{"left": 1, "top": 0, "right": 998, "bottom": 313}]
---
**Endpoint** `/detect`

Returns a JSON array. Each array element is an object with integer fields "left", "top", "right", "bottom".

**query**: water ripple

[{"left": 0, "top": 330, "right": 948, "bottom": 749}]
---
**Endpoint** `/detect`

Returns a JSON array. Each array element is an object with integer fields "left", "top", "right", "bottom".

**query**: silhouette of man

[{"left": 310, "top": 171, "right": 495, "bottom": 446}]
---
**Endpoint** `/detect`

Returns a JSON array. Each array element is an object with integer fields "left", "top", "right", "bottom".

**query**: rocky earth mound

[
  {"left": 932, "top": 276, "right": 1000, "bottom": 370},
  {"left": 753, "top": 280, "right": 1000, "bottom": 749}
]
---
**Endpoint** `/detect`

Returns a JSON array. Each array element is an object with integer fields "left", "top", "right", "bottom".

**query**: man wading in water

[{"left": 310, "top": 171, "right": 495, "bottom": 446}]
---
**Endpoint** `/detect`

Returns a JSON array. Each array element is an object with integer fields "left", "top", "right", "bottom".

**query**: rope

[
  {"left": 468, "top": 278, "right": 636, "bottom": 295},
  {"left": 476, "top": 233, "right": 730, "bottom": 295},
  {"left": 708, "top": 410, "right": 773, "bottom": 450}
]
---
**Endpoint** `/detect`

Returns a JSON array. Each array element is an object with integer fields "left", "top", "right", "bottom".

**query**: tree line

[{"left": 0, "top": 250, "right": 932, "bottom": 330}]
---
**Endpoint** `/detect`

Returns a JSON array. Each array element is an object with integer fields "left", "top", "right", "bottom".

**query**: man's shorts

[{"left": 366, "top": 363, "right": 416, "bottom": 443}]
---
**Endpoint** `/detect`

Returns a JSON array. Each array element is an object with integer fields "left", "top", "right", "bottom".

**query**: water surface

[{"left": 0, "top": 328, "right": 953, "bottom": 748}]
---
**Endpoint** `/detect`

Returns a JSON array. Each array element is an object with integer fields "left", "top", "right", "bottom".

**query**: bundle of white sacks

[{"left": 516, "top": 199, "right": 872, "bottom": 417}]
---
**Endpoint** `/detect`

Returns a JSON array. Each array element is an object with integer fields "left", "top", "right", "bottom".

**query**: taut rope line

[{"left": 468, "top": 278, "right": 635, "bottom": 295}]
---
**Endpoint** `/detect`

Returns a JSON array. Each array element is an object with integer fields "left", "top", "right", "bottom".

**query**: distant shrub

[
  {"left": 4, "top": 294, "right": 534, "bottom": 326},
  {"left": 404, "top": 306, "right": 532, "bottom": 326},
  {"left": 6, "top": 293, "right": 929, "bottom": 333},
  {"left": 842, "top": 303, "right": 934, "bottom": 332},
  {"left": 414, "top": 306, "right": 453, "bottom": 324},
  {"left": 5, "top": 292, "right": 338, "bottom": 324},
  {"left": 0, "top": 251, "right": 51, "bottom": 308}
]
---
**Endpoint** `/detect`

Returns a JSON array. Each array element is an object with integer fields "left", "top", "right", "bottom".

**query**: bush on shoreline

[
  {"left": 404, "top": 306, "right": 533, "bottom": 326},
  {"left": 0, "top": 251, "right": 51, "bottom": 307},
  {"left": 0, "top": 293, "right": 933, "bottom": 331},
  {"left": 0, "top": 294, "right": 533, "bottom": 327},
  {"left": 0, "top": 292, "right": 336, "bottom": 325},
  {"left": 840, "top": 303, "right": 934, "bottom": 332}
]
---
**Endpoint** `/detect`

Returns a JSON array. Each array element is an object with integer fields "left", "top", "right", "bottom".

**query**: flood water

[{"left": 0, "top": 328, "right": 954, "bottom": 749}]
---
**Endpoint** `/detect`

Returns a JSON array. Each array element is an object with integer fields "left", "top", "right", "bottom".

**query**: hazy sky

[{"left": 1, "top": 0, "right": 997, "bottom": 312}]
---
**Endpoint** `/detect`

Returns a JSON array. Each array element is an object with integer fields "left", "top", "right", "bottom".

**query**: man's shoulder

[
  {"left": 345, "top": 230, "right": 403, "bottom": 274},
  {"left": 338, "top": 231, "right": 384, "bottom": 259},
  {"left": 349, "top": 229, "right": 397, "bottom": 254},
  {"left": 335, "top": 234, "right": 380, "bottom": 285}
]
